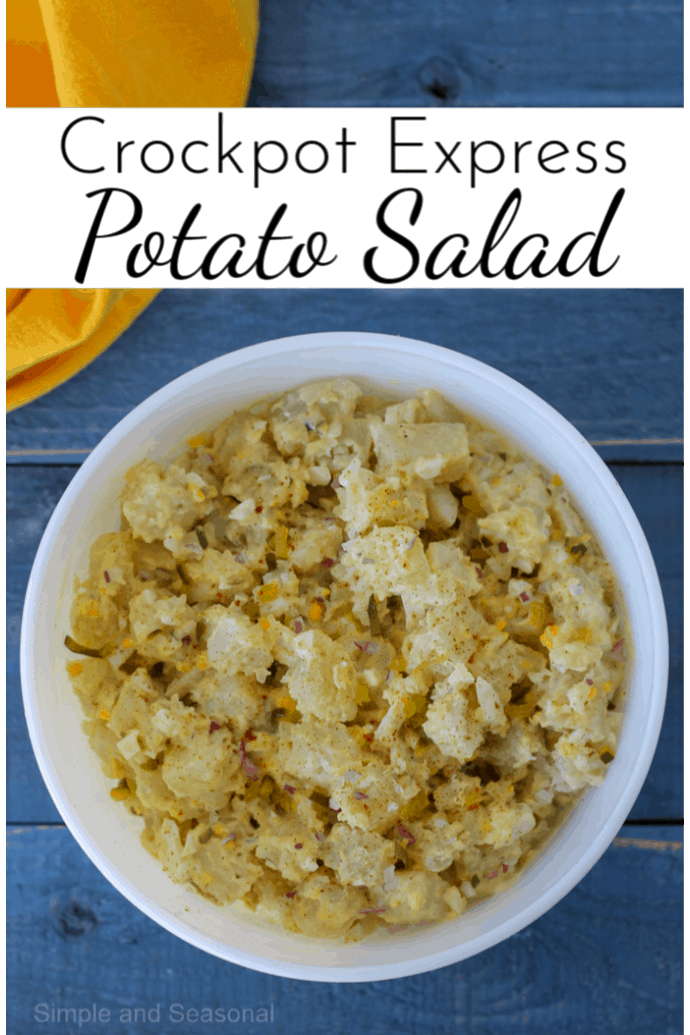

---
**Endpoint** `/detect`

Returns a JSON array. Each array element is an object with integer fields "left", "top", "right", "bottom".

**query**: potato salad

[{"left": 65, "top": 379, "right": 627, "bottom": 939}]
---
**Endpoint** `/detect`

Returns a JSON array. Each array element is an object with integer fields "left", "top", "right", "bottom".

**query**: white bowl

[{"left": 21, "top": 331, "right": 668, "bottom": 982}]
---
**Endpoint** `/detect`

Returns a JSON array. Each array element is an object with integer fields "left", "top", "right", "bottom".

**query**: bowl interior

[{"left": 22, "top": 332, "right": 668, "bottom": 981}]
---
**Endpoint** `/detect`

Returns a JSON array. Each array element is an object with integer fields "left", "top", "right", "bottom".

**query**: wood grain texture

[
  {"left": 246, "top": 0, "right": 682, "bottom": 108},
  {"left": 612, "top": 465, "right": 683, "bottom": 820},
  {"left": 7, "top": 466, "right": 77, "bottom": 824},
  {"left": 6, "top": 290, "right": 682, "bottom": 458},
  {"left": 7, "top": 463, "right": 682, "bottom": 823},
  {"left": 6, "top": 824, "right": 682, "bottom": 1034}
]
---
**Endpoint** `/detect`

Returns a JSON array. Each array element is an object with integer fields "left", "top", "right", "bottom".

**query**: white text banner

[{"left": 7, "top": 108, "right": 684, "bottom": 287}]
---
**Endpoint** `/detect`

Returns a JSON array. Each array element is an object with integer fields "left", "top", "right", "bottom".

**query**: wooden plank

[
  {"left": 6, "top": 289, "right": 683, "bottom": 458},
  {"left": 7, "top": 463, "right": 681, "bottom": 823},
  {"left": 613, "top": 465, "right": 683, "bottom": 820},
  {"left": 6, "top": 824, "right": 682, "bottom": 1034},
  {"left": 7, "top": 466, "right": 77, "bottom": 824},
  {"left": 246, "top": 0, "right": 682, "bottom": 108}
]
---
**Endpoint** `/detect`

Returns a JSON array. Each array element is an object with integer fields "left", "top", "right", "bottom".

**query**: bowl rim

[{"left": 20, "top": 330, "right": 669, "bottom": 982}]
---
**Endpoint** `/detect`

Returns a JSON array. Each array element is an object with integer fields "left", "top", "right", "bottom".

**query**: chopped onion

[
  {"left": 315, "top": 832, "right": 325, "bottom": 842},
  {"left": 332, "top": 477, "right": 340, "bottom": 488},
  {"left": 397, "top": 823, "right": 415, "bottom": 846},
  {"left": 382, "top": 866, "right": 399, "bottom": 893},
  {"left": 519, "top": 591, "right": 530, "bottom": 603},
  {"left": 486, "top": 870, "right": 499, "bottom": 880},
  {"left": 321, "top": 557, "right": 335, "bottom": 568},
  {"left": 240, "top": 741, "right": 259, "bottom": 782},
  {"left": 586, "top": 678, "right": 593, "bottom": 686},
  {"left": 221, "top": 834, "right": 236, "bottom": 845},
  {"left": 182, "top": 635, "right": 191, "bottom": 645},
  {"left": 234, "top": 553, "right": 246, "bottom": 564},
  {"left": 512, "top": 813, "right": 536, "bottom": 839},
  {"left": 499, "top": 542, "right": 509, "bottom": 553},
  {"left": 354, "top": 790, "right": 369, "bottom": 801},
  {"left": 283, "top": 784, "right": 296, "bottom": 794},
  {"left": 285, "top": 891, "right": 297, "bottom": 899},
  {"left": 103, "top": 571, "right": 110, "bottom": 584},
  {"left": 209, "top": 721, "right": 221, "bottom": 733},
  {"left": 354, "top": 641, "right": 379, "bottom": 655},
  {"left": 609, "top": 638, "right": 626, "bottom": 662},
  {"left": 328, "top": 798, "right": 341, "bottom": 812},
  {"left": 475, "top": 567, "right": 483, "bottom": 579},
  {"left": 294, "top": 620, "right": 303, "bottom": 634},
  {"left": 294, "top": 843, "right": 303, "bottom": 850}
]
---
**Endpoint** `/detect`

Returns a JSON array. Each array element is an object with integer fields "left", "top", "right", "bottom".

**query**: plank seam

[
  {"left": 622, "top": 817, "right": 683, "bottom": 825},
  {"left": 587, "top": 439, "right": 683, "bottom": 445},
  {"left": 7, "top": 449, "right": 93, "bottom": 456},
  {"left": 7, "top": 439, "right": 684, "bottom": 460},
  {"left": 614, "top": 837, "right": 683, "bottom": 850}
]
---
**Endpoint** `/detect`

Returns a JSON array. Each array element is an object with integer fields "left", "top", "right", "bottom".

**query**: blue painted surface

[
  {"left": 246, "top": 0, "right": 683, "bottom": 108},
  {"left": 6, "top": 287, "right": 683, "bottom": 1030},
  {"left": 6, "top": 825, "right": 683, "bottom": 1034},
  {"left": 6, "top": 290, "right": 683, "bottom": 457}
]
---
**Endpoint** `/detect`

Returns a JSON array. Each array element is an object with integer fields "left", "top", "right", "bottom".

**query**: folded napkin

[
  {"left": 7, "top": 0, "right": 258, "bottom": 408},
  {"left": 6, "top": 289, "right": 159, "bottom": 412},
  {"left": 7, "top": 0, "right": 258, "bottom": 106}
]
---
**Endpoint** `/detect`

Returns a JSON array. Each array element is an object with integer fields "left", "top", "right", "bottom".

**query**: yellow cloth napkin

[
  {"left": 7, "top": 0, "right": 259, "bottom": 107},
  {"left": 6, "top": 289, "right": 160, "bottom": 412},
  {"left": 7, "top": 1, "right": 258, "bottom": 408},
  {"left": 6, "top": 0, "right": 59, "bottom": 106}
]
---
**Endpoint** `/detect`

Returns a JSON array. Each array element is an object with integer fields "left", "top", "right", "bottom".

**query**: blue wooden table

[
  {"left": 246, "top": 0, "right": 682, "bottom": 108},
  {"left": 5, "top": 3, "right": 684, "bottom": 1028},
  {"left": 7, "top": 289, "right": 682, "bottom": 1033}
]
